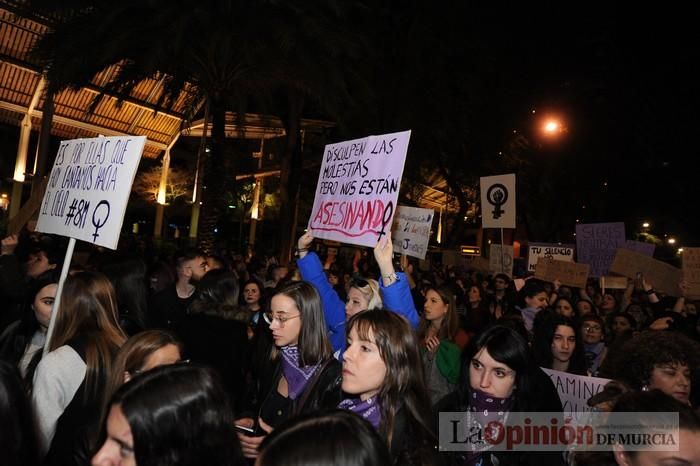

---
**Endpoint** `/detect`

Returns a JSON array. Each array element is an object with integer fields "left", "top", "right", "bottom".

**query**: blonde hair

[{"left": 350, "top": 278, "right": 382, "bottom": 310}]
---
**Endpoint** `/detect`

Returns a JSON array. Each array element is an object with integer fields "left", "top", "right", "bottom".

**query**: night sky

[
  {"left": 1, "top": 3, "right": 698, "bottom": 253},
  {"left": 444, "top": 4, "right": 700, "bottom": 249}
]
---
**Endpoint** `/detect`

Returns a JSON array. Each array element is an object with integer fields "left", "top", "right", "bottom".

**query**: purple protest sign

[
  {"left": 575, "top": 222, "right": 626, "bottom": 277},
  {"left": 623, "top": 240, "right": 655, "bottom": 257},
  {"left": 308, "top": 131, "right": 411, "bottom": 248}
]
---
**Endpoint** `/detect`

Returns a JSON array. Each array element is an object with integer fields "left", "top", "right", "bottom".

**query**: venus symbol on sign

[
  {"left": 91, "top": 200, "right": 111, "bottom": 242},
  {"left": 486, "top": 184, "right": 508, "bottom": 219}
]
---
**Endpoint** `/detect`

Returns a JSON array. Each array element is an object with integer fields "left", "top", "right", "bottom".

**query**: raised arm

[
  {"left": 374, "top": 235, "right": 419, "bottom": 328},
  {"left": 295, "top": 231, "right": 346, "bottom": 352}
]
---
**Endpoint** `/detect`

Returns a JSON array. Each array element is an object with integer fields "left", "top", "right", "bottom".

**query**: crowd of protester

[{"left": 1, "top": 228, "right": 699, "bottom": 466}]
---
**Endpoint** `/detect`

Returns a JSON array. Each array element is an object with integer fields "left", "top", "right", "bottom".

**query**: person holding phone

[{"left": 235, "top": 282, "right": 342, "bottom": 459}]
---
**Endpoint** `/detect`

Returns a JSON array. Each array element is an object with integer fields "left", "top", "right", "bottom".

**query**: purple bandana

[
  {"left": 464, "top": 388, "right": 515, "bottom": 465},
  {"left": 338, "top": 396, "right": 382, "bottom": 429},
  {"left": 280, "top": 345, "right": 322, "bottom": 400}
]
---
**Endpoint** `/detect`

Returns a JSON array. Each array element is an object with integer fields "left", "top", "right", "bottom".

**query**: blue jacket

[{"left": 297, "top": 252, "right": 419, "bottom": 354}]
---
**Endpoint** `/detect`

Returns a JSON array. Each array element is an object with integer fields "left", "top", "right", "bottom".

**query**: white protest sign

[
  {"left": 542, "top": 368, "right": 611, "bottom": 420},
  {"left": 480, "top": 173, "right": 516, "bottom": 229},
  {"left": 528, "top": 242, "right": 575, "bottom": 272},
  {"left": 36, "top": 136, "right": 146, "bottom": 249},
  {"left": 489, "top": 244, "right": 514, "bottom": 277},
  {"left": 391, "top": 205, "right": 433, "bottom": 259},
  {"left": 308, "top": 131, "right": 410, "bottom": 248}
]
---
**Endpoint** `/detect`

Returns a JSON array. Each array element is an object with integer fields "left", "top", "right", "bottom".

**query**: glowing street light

[
  {"left": 668, "top": 237, "right": 676, "bottom": 245},
  {"left": 541, "top": 116, "right": 565, "bottom": 137},
  {"left": 642, "top": 222, "right": 650, "bottom": 228}
]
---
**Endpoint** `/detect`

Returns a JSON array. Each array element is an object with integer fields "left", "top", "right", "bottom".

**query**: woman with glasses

[
  {"left": 437, "top": 325, "right": 563, "bottom": 466},
  {"left": 340, "top": 309, "right": 439, "bottom": 464},
  {"left": 580, "top": 314, "right": 607, "bottom": 376},
  {"left": 296, "top": 231, "right": 419, "bottom": 355},
  {"left": 236, "top": 281, "right": 342, "bottom": 460}
]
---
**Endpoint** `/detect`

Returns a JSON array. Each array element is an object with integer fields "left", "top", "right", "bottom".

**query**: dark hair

[
  {"left": 175, "top": 248, "right": 206, "bottom": 269},
  {"left": 0, "top": 361, "right": 40, "bottom": 466},
  {"left": 516, "top": 279, "right": 547, "bottom": 308},
  {"left": 258, "top": 410, "right": 392, "bottom": 466},
  {"left": 346, "top": 309, "right": 436, "bottom": 460},
  {"left": 272, "top": 281, "right": 332, "bottom": 366},
  {"left": 609, "top": 331, "right": 700, "bottom": 392},
  {"left": 101, "top": 258, "right": 148, "bottom": 335},
  {"left": 611, "top": 311, "right": 637, "bottom": 331},
  {"left": 532, "top": 314, "right": 587, "bottom": 375},
  {"left": 465, "top": 325, "right": 541, "bottom": 411},
  {"left": 1, "top": 270, "right": 59, "bottom": 374},
  {"left": 105, "top": 364, "right": 244, "bottom": 466},
  {"left": 552, "top": 296, "right": 577, "bottom": 319},
  {"left": 418, "top": 285, "right": 459, "bottom": 341},
  {"left": 241, "top": 278, "right": 264, "bottom": 307},
  {"left": 613, "top": 390, "right": 700, "bottom": 461},
  {"left": 189, "top": 269, "right": 241, "bottom": 316}
]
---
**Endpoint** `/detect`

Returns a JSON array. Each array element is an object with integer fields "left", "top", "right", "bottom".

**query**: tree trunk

[
  {"left": 197, "top": 97, "right": 228, "bottom": 254},
  {"left": 439, "top": 157, "right": 469, "bottom": 248},
  {"left": 32, "top": 83, "right": 55, "bottom": 194},
  {"left": 278, "top": 90, "right": 304, "bottom": 266}
]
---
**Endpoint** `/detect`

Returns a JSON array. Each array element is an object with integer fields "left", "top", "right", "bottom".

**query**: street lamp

[
  {"left": 668, "top": 237, "right": 676, "bottom": 245},
  {"left": 642, "top": 222, "right": 650, "bottom": 228},
  {"left": 540, "top": 116, "right": 565, "bottom": 137}
]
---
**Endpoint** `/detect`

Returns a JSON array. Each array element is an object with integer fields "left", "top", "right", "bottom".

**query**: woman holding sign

[
  {"left": 296, "top": 231, "right": 418, "bottom": 355},
  {"left": 32, "top": 271, "right": 126, "bottom": 466}
]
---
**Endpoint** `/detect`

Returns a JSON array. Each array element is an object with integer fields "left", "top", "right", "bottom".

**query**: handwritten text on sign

[
  {"left": 528, "top": 242, "right": 575, "bottom": 272},
  {"left": 308, "top": 131, "right": 410, "bottom": 248},
  {"left": 575, "top": 222, "right": 626, "bottom": 277},
  {"left": 391, "top": 205, "right": 433, "bottom": 259},
  {"left": 35, "top": 136, "right": 146, "bottom": 250},
  {"left": 542, "top": 368, "right": 611, "bottom": 419}
]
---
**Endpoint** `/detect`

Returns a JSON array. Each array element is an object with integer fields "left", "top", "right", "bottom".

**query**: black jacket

[{"left": 248, "top": 355, "right": 342, "bottom": 428}]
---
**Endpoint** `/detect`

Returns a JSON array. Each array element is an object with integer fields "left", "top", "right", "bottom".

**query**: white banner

[
  {"left": 36, "top": 136, "right": 146, "bottom": 249},
  {"left": 542, "top": 368, "right": 611, "bottom": 419},
  {"left": 480, "top": 173, "right": 516, "bottom": 229},
  {"left": 308, "top": 131, "right": 410, "bottom": 248},
  {"left": 528, "top": 242, "right": 575, "bottom": 272},
  {"left": 391, "top": 205, "right": 433, "bottom": 259}
]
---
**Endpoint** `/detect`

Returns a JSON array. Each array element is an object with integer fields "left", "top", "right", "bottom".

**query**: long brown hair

[
  {"left": 417, "top": 285, "right": 459, "bottom": 342},
  {"left": 270, "top": 281, "right": 332, "bottom": 366},
  {"left": 49, "top": 271, "right": 126, "bottom": 401},
  {"left": 104, "top": 330, "right": 182, "bottom": 406},
  {"left": 347, "top": 309, "right": 436, "bottom": 454}
]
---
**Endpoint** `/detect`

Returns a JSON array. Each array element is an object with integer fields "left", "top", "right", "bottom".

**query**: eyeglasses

[
  {"left": 263, "top": 312, "right": 301, "bottom": 327},
  {"left": 583, "top": 325, "right": 602, "bottom": 332}
]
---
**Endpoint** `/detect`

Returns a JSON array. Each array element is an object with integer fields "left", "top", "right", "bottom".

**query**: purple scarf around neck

[
  {"left": 338, "top": 396, "right": 382, "bottom": 429},
  {"left": 463, "top": 388, "right": 515, "bottom": 465},
  {"left": 280, "top": 345, "right": 323, "bottom": 400}
]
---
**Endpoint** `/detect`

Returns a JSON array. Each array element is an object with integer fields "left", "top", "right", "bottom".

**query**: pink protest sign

[{"left": 308, "top": 131, "right": 411, "bottom": 248}]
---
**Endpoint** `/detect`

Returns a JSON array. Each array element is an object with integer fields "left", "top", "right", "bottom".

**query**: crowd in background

[{"left": 1, "top": 228, "right": 699, "bottom": 466}]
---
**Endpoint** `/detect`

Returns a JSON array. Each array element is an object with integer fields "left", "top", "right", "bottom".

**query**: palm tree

[{"left": 30, "top": 0, "right": 370, "bottom": 254}]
